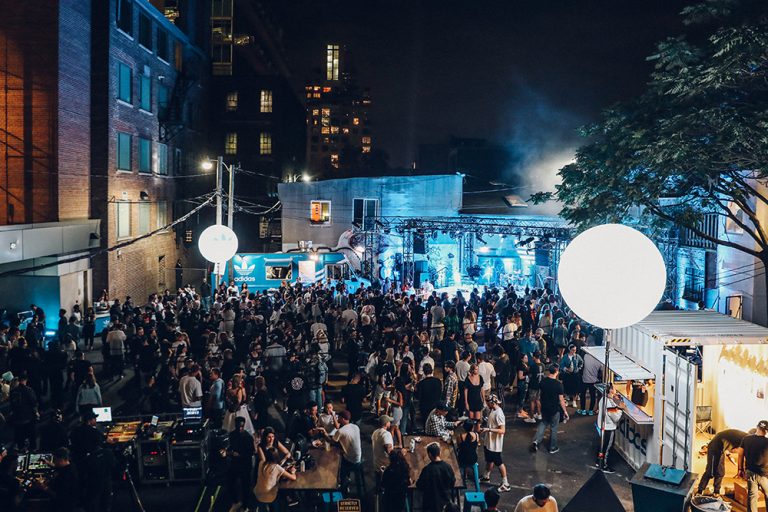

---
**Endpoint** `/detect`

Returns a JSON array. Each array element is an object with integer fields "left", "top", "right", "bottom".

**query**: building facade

[
  {"left": 0, "top": 1, "right": 100, "bottom": 327},
  {"left": 90, "top": 0, "right": 208, "bottom": 301},
  {"left": 305, "top": 44, "right": 372, "bottom": 177}
]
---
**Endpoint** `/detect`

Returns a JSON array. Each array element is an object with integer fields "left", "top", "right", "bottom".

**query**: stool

[
  {"left": 462, "top": 463, "right": 486, "bottom": 512},
  {"left": 322, "top": 491, "right": 343, "bottom": 512}
]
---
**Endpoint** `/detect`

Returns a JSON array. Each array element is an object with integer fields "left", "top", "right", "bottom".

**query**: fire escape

[{"left": 158, "top": 72, "right": 193, "bottom": 144}]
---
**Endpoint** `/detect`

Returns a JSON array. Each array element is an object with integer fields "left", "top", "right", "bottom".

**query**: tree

[{"left": 532, "top": 0, "right": 768, "bottom": 292}]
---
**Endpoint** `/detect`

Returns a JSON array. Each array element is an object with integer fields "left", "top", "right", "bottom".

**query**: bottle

[
  {"left": 300, "top": 459, "right": 306, "bottom": 472},
  {"left": 409, "top": 439, "right": 416, "bottom": 453}
]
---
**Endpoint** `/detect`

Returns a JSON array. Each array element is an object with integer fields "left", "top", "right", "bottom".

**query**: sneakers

[
  {"left": 534, "top": 413, "right": 542, "bottom": 420},
  {"left": 576, "top": 409, "right": 584, "bottom": 416},
  {"left": 524, "top": 417, "right": 537, "bottom": 423},
  {"left": 530, "top": 442, "right": 538, "bottom": 453},
  {"left": 587, "top": 410, "right": 595, "bottom": 416},
  {"left": 498, "top": 483, "right": 511, "bottom": 492},
  {"left": 549, "top": 447, "right": 560, "bottom": 454},
  {"left": 480, "top": 475, "right": 491, "bottom": 483},
  {"left": 571, "top": 399, "right": 578, "bottom": 407},
  {"left": 602, "top": 466, "right": 616, "bottom": 474}
]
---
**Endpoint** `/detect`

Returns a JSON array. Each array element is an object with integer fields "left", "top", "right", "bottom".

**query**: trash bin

[{"left": 630, "top": 463, "right": 698, "bottom": 512}]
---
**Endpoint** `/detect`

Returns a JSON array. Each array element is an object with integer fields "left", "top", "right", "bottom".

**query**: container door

[{"left": 660, "top": 348, "right": 697, "bottom": 470}]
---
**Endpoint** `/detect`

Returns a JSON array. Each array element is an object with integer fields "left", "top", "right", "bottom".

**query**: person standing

[
  {"left": 372, "top": 415, "right": 394, "bottom": 476},
  {"left": 106, "top": 324, "right": 126, "bottom": 379},
  {"left": 207, "top": 368, "right": 225, "bottom": 429},
  {"left": 595, "top": 382, "right": 625, "bottom": 472},
  {"left": 476, "top": 353, "right": 496, "bottom": 400},
  {"left": 416, "top": 442, "right": 456, "bottom": 512},
  {"left": 697, "top": 428, "right": 747, "bottom": 496},
  {"left": 531, "top": 365, "right": 568, "bottom": 454},
  {"left": 381, "top": 449, "right": 412, "bottom": 512},
  {"left": 9, "top": 372, "right": 38, "bottom": 450},
  {"left": 738, "top": 420, "right": 768, "bottom": 512},
  {"left": 578, "top": 352, "right": 601, "bottom": 416},
  {"left": 417, "top": 364, "right": 443, "bottom": 427},
  {"left": 179, "top": 363, "right": 203, "bottom": 408},
  {"left": 514, "top": 484, "right": 558, "bottom": 512},
  {"left": 480, "top": 395, "right": 511, "bottom": 492},
  {"left": 226, "top": 416, "right": 256, "bottom": 512},
  {"left": 429, "top": 301, "right": 445, "bottom": 348},
  {"left": 321, "top": 410, "right": 364, "bottom": 495},
  {"left": 34, "top": 447, "right": 78, "bottom": 512}
]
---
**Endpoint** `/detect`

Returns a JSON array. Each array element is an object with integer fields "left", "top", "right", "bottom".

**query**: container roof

[
  {"left": 583, "top": 346, "right": 655, "bottom": 381},
  {"left": 629, "top": 310, "right": 768, "bottom": 346}
]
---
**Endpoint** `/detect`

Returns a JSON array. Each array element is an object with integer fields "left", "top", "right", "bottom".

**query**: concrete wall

[{"left": 279, "top": 175, "right": 463, "bottom": 250}]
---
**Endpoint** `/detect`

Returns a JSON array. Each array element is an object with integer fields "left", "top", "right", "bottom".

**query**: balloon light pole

[
  {"left": 557, "top": 224, "right": 666, "bottom": 471},
  {"left": 200, "top": 156, "right": 238, "bottom": 288}
]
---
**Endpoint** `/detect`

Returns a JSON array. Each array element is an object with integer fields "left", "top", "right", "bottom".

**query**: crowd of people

[{"left": 0, "top": 277, "right": 607, "bottom": 511}]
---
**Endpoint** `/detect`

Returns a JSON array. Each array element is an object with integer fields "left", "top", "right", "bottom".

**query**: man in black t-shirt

[
  {"left": 417, "top": 364, "right": 443, "bottom": 428},
  {"left": 739, "top": 420, "right": 768, "bottom": 512},
  {"left": 531, "top": 365, "right": 569, "bottom": 454},
  {"left": 698, "top": 428, "right": 747, "bottom": 496},
  {"left": 416, "top": 442, "right": 456, "bottom": 512}
]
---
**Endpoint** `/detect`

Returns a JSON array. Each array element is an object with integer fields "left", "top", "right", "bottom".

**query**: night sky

[{"left": 273, "top": 0, "right": 691, "bottom": 186}]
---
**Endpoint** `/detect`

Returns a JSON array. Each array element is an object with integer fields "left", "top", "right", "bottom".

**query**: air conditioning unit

[{"left": 121, "top": 191, "right": 129, "bottom": 201}]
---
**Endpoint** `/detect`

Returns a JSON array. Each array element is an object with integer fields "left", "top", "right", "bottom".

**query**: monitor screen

[
  {"left": 150, "top": 415, "right": 159, "bottom": 427},
  {"left": 182, "top": 407, "right": 202, "bottom": 424},
  {"left": 93, "top": 407, "right": 112, "bottom": 423},
  {"left": 27, "top": 453, "right": 52, "bottom": 471}
]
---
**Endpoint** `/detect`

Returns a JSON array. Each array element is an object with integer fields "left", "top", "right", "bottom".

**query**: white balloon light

[
  {"left": 558, "top": 223, "right": 666, "bottom": 329},
  {"left": 198, "top": 225, "right": 239, "bottom": 263}
]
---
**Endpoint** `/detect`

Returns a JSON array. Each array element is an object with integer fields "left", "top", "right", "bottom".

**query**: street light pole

[
  {"left": 227, "top": 162, "right": 235, "bottom": 282},
  {"left": 215, "top": 156, "right": 223, "bottom": 226}
]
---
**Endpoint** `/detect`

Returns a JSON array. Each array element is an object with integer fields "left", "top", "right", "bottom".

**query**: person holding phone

[
  {"left": 596, "top": 382, "right": 625, "bottom": 472},
  {"left": 480, "top": 395, "right": 510, "bottom": 492}
]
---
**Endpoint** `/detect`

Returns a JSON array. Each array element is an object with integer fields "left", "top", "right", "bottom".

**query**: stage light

[
  {"left": 558, "top": 224, "right": 665, "bottom": 329},
  {"left": 517, "top": 237, "right": 535, "bottom": 247},
  {"left": 309, "top": 252, "right": 319, "bottom": 262},
  {"left": 478, "top": 247, "right": 490, "bottom": 254},
  {"left": 198, "top": 224, "right": 239, "bottom": 263}
]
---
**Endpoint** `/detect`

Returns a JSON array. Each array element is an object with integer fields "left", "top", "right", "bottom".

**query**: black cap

[
  {"left": 436, "top": 402, "right": 450, "bottom": 411},
  {"left": 82, "top": 409, "right": 98, "bottom": 420},
  {"left": 547, "top": 364, "right": 559, "bottom": 374},
  {"left": 758, "top": 420, "right": 768, "bottom": 430}
]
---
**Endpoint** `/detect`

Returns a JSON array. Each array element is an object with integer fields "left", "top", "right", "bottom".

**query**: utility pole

[
  {"left": 227, "top": 162, "right": 235, "bottom": 282},
  {"left": 215, "top": 156, "right": 223, "bottom": 226}
]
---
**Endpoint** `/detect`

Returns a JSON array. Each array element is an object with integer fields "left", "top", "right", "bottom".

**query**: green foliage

[{"left": 542, "top": 0, "right": 768, "bottom": 258}]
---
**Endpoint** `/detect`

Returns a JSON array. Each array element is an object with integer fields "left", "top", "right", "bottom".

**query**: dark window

[
  {"left": 117, "top": 132, "right": 132, "bottom": 171},
  {"left": 117, "top": 62, "right": 132, "bottom": 103},
  {"left": 683, "top": 266, "right": 704, "bottom": 302},
  {"left": 353, "top": 198, "right": 379, "bottom": 230},
  {"left": 139, "top": 13, "right": 152, "bottom": 50},
  {"left": 157, "top": 29, "right": 169, "bottom": 61},
  {"left": 116, "top": 0, "right": 133, "bottom": 34}
]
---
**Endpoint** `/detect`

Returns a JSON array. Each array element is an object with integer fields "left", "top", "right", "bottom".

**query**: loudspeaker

[
  {"left": 415, "top": 272, "right": 430, "bottom": 288},
  {"left": 534, "top": 248, "right": 549, "bottom": 267},
  {"left": 414, "top": 260, "right": 428, "bottom": 273},
  {"left": 413, "top": 233, "right": 426, "bottom": 254}
]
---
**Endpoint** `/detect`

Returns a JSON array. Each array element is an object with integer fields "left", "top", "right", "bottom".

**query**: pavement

[{"left": 3, "top": 342, "right": 638, "bottom": 511}]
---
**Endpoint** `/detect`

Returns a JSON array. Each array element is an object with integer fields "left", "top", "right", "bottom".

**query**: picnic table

[{"left": 279, "top": 445, "right": 342, "bottom": 491}]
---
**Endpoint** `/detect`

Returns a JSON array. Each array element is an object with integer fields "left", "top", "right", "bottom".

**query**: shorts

[
  {"left": 483, "top": 447, "right": 503, "bottom": 466},
  {"left": 529, "top": 389, "right": 541, "bottom": 401}
]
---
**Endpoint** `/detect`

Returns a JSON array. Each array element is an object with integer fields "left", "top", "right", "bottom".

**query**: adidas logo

[{"left": 235, "top": 260, "right": 256, "bottom": 276}]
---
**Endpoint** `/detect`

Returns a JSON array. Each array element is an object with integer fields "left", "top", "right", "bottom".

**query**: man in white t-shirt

[
  {"left": 322, "top": 410, "right": 364, "bottom": 495},
  {"left": 514, "top": 484, "right": 558, "bottom": 512},
  {"left": 372, "top": 415, "right": 394, "bottom": 474},
  {"left": 502, "top": 316, "right": 518, "bottom": 342},
  {"left": 481, "top": 395, "right": 510, "bottom": 492},
  {"left": 477, "top": 353, "right": 496, "bottom": 398},
  {"left": 179, "top": 364, "right": 203, "bottom": 407}
]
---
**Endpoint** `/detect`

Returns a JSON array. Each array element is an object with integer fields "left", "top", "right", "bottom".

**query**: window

[
  {"left": 157, "top": 143, "right": 168, "bottom": 175},
  {"left": 352, "top": 117, "right": 360, "bottom": 125},
  {"left": 260, "top": 132, "right": 272, "bottom": 155},
  {"left": 139, "top": 70, "right": 151, "bottom": 111},
  {"left": 353, "top": 198, "right": 378, "bottom": 230},
  {"left": 266, "top": 265, "right": 292, "bottom": 280},
  {"left": 157, "top": 29, "right": 169, "bottom": 61},
  {"left": 156, "top": 201, "right": 168, "bottom": 230},
  {"left": 211, "top": 0, "right": 232, "bottom": 16},
  {"left": 683, "top": 266, "right": 704, "bottom": 302},
  {"left": 138, "top": 137, "right": 151, "bottom": 173},
  {"left": 362, "top": 136, "right": 371, "bottom": 144},
  {"left": 330, "top": 154, "right": 339, "bottom": 168},
  {"left": 116, "top": 0, "right": 133, "bottom": 35},
  {"left": 116, "top": 202, "right": 131, "bottom": 239},
  {"left": 225, "top": 132, "right": 237, "bottom": 155},
  {"left": 260, "top": 90, "right": 273, "bottom": 113},
  {"left": 326, "top": 44, "right": 340, "bottom": 81},
  {"left": 117, "top": 62, "right": 132, "bottom": 103},
  {"left": 310, "top": 200, "right": 331, "bottom": 225},
  {"left": 226, "top": 91, "right": 238, "bottom": 111},
  {"left": 117, "top": 132, "right": 132, "bottom": 171},
  {"left": 362, "top": 145, "right": 371, "bottom": 153},
  {"left": 138, "top": 202, "right": 150, "bottom": 235},
  {"left": 158, "top": 84, "right": 169, "bottom": 117},
  {"left": 139, "top": 12, "right": 152, "bottom": 50}
]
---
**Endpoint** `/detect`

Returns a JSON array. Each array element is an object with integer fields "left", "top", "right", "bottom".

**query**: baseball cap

[
  {"left": 758, "top": 420, "right": 768, "bottom": 430},
  {"left": 488, "top": 394, "right": 501, "bottom": 405},
  {"left": 435, "top": 402, "right": 450, "bottom": 411},
  {"left": 379, "top": 415, "right": 393, "bottom": 426},
  {"left": 82, "top": 409, "right": 98, "bottom": 420}
]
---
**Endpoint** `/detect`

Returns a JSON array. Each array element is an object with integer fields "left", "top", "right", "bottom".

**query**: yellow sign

[{"left": 338, "top": 499, "right": 361, "bottom": 512}]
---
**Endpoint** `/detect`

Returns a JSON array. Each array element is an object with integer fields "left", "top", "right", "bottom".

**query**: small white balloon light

[
  {"left": 558, "top": 223, "right": 666, "bottom": 329},
  {"left": 198, "top": 224, "right": 239, "bottom": 263}
]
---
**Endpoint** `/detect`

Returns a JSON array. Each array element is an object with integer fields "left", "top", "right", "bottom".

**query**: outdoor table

[
  {"left": 280, "top": 445, "right": 342, "bottom": 491},
  {"left": 402, "top": 435, "right": 465, "bottom": 506}
]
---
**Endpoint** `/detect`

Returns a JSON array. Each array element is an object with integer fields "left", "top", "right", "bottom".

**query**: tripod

[{"left": 121, "top": 446, "right": 146, "bottom": 512}]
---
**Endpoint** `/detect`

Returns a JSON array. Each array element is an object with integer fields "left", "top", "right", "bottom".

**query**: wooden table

[
  {"left": 279, "top": 446, "right": 342, "bottom": 491},
  {"left": 402, "top": 436, "right": 464, "bottom": 490}
]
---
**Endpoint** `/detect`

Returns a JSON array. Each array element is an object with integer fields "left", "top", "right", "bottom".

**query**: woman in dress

[
  {"left": 222, "top": 373, "right": 255, "bottom": 434},
  {"left": 380, "top": 449, "right": 412, "bottom": 512},
  {"left": 386, "top": 382, "right": 404, "bottom": 447},
  {"left": 463, "top": 364, "right": 485, "bottom": 421}
]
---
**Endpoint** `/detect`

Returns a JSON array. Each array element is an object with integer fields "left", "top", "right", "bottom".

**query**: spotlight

[
  {"left": 478, "top": 247, "right": 490, "bottom": 254},
  {"left": 200, "top": 160, "right": 214, "bottom": 171},
  {"left": 517, "top": 237, "right": 535, "bottom": 247}
]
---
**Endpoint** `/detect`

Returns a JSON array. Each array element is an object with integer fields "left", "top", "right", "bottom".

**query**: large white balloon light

[
  {"left": 198, "top": 225, "right": 239, "bottom": 263},
  {"left": 558, "top": 223, "right": 666, "bottom": 329}
]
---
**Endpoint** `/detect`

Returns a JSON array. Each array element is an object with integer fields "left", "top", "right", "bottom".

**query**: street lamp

[{"left": 557, "top": 223, "right": 666, "bottom": 471}]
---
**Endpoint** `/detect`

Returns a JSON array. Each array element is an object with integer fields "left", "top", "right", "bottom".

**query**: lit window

[
  {"left": 321, "top": 127, "right": 330, "bottom": 134},
  {"left": 322, "top": 86, "right": 332, "bottom": 93},
  {"left": 156, "top": 200, "right": 168, "bottom": 230},
  {"left": 260, "top": 132, "right": 272, "bottom": 155},
  {"left": 138, "top": 202, "right": 151, "bottom": 235},
  {"left": 362, "top": 146, "right": 371, "bottom": 153},
  {"left": 330, "top": 127, "right": 339, "bottom": 134},
  {"left": 305, "top": 86, "right": 312, "bottom": 91},
  {"left": 362, "top": 136, "right": 371, "bottom": 144},
  {"left": 330, "top": 154, "right": 339, "bottom": 168},
  {"left": 260, "top": 90, "right": 273, "bottom": 113},
  {"left": 306, "top": 93, "right": 312, "bottom": 98},
  {"left": 314, "top": 86, "right": 320, "bottom": 91},
  {"left": 117, "top": 132, "right": 132, "bottom": 171},
  {"left": 138, "top": 137, "right": 152, "bottom": 173},
  {"left": 321, "top": 108, "right": 330, "bottom": 116},
  {"left": 225, "top": 132, "right": 237, "bottom": 155},
  {"left": 226, "top": 91, "right": 238, "bottom": 111},
  {"left": 116, "top": 202, "right": 131, "bottom": 239},
  {"left": 312, "top": 109, "right": 319, "bottom": 116},
  {"left": 310, "top": 200, "right": 331, "bottom": 225},
  {"left": 312, "top": 93, "right": 321, "bottom": 98},
  {"left": 353, "top": 117, "right": 360, "bottom": 125},
  {"left": 326, "top": 44, "right": 340, "bottom": 80},
  {"left": 342, "top": 127, "right": 350, "bottom": 134},
  {"left": 117, "top": 62, "right": 132, "bottom": 103}
]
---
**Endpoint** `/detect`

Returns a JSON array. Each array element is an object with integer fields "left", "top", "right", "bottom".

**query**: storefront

[{"left": 587, "top": 310, "right": 768, "bottom": 477}]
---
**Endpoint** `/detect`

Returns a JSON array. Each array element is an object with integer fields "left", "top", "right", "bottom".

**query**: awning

[
  {"left": 583, "top": 346, "right": 655, "bottom": 381},
  {"left": 629, "top": 310, "right": 768, "bottom": 346}
]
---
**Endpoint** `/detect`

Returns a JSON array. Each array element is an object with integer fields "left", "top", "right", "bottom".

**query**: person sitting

[
  {"left": 253, "top": 446, "right": 297, "bottom": 511},
  {"left": 425, "top": 403, "right": 460, "bottom": 439}
]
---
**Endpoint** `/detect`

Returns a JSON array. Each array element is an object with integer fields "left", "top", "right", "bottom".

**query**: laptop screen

[
  {"left": 93, "top": 407, "right": 112, "bottom": 423},
  {"left": 182, "top": 406, "right": 202, "bottom": 424}
]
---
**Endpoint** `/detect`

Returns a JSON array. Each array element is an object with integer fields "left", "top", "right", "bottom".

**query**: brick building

[
  {"left": 90, "top": 0, "right": 208, "bottom": 302},
  {"left": 0, "top": 1, "right": 100, "bottom": 327},
  {"left": 306, "top": 44, "right": 372, "bottom": 177}
]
